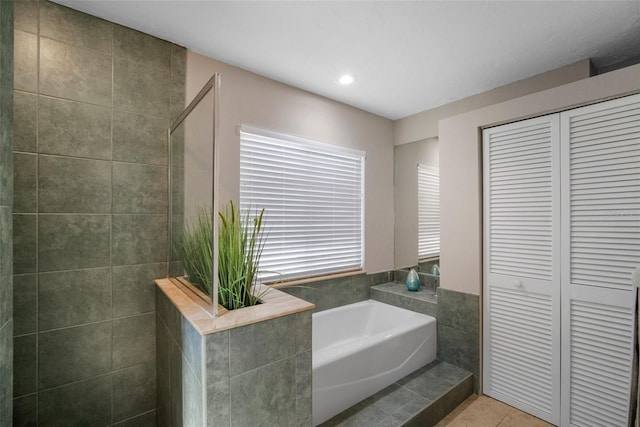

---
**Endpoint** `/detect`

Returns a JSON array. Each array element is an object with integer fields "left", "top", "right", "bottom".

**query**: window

[
  {"left": 417, "top": 163, "right": 439, "bottom": 259},
  {"left": 240, "top": 126, "right": 365, "bottom": 282}
]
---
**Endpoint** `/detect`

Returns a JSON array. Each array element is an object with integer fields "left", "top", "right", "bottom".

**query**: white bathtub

[{"left": 312, "top": 299, "right": 437, "bottom": 425}]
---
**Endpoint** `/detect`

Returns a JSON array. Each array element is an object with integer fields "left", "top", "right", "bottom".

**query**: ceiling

[{"left": 54, "top": 1, "right": 640, "bottom": 120}]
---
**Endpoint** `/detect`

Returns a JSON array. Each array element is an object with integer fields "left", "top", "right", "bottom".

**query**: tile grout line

[
  {"left": 34, "top": 2, "right": 41, "bottom": 423},
  {"left": 110, "top": 21, "right": 115, "bottom": 425}
]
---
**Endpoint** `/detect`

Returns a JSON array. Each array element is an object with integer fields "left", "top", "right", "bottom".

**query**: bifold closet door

[
  {"left": 483, "top": 115, "right": 561, "bottom": 425},
  {"left": 560, "top": 94, "right": 640, "bottom": 427}
]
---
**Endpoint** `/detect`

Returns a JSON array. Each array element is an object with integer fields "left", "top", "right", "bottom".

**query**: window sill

[{"left": 269, "top": 269, "right": 364, "bottom": 289}]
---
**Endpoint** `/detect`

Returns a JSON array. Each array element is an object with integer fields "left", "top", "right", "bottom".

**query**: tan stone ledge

[{"left": 155, "top": 278, "right": 315, "bottom": 335}]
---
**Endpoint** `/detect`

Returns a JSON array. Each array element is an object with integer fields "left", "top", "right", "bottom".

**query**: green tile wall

[
  {"left": 11, "top": 1, "right": 186, "bottom": 425},
  {"left": 436, "top": 288, "right": 480, "bottom": 392},
  {"left": 0, "top": 1, "right": 14, "bottom": 427},
  {"left": 156, "top": 289, "right": 314, "bottom": 427},
  {"left": 279, "top": 271, "right": 392, "bottom": 313}
]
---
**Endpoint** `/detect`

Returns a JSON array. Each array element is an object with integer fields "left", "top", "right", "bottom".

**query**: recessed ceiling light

[{"left": 338, "top": 74, "right": 355, "bottom": 85}]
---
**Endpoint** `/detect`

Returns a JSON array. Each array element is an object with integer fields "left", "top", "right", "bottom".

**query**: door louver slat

[
  {"left": 568, "top": 301, "right": 634, "bottom": 427},
  {"left": 486, "top": 285, "right": 555, "bottom": 419},
  {"left": 560, "top": 94, "right": 639, "bottom": 427}
]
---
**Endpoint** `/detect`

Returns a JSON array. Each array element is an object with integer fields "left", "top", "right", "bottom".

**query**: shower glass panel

[{"left": 168, "top": 74, "right": 220, "bottom": 316}]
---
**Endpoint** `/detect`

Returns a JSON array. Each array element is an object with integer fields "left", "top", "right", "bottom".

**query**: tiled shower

[
  {"left": 11, "top": 1, "right": 185, "bottom": 424},
  {"left": 1, "top": 1, "right": 15, "bottom": 425}
]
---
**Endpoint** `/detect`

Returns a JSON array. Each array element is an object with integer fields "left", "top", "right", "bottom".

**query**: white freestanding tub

[{"left": 312, "top": 299, "right": 437, "bottom": 425}]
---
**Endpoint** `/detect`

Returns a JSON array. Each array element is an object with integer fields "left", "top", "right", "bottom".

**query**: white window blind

[
  {"left": 240, "top": 126, "right": 365, "bottom": 282},
  {"left": 418, "top": 164, "right": 440, "bottom": 259}
]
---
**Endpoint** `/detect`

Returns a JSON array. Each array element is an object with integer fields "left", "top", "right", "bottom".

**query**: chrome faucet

[
  {"left": 430, "top": 264, "right": 440, "bottom": 276},
  {"left": 430, "top": 264, "right": 440, "bottom": 292}
]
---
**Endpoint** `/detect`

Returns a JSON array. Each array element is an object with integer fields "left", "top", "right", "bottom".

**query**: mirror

[{"left": 394, "top": 137, "right": 439, "bottom": 270}]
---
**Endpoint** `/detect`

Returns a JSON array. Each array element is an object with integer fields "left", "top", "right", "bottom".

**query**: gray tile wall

[
  {"left": 0, "top": 1, "right": 14, "bottom": 426},
  {"left": 436, "top": 288, "right": 480, "bottom": 392},
  {"left": 156, "top": 288, "right": 313, "bottom": 427},
  {"left": 369, "top": 277, "right": 480, "bottom": 393},
  {"left": 12, "top": 1, "right": 185, "bottom": 425},
  {"left": 280, "top": 271, "right": 392, "bottom": 313}
]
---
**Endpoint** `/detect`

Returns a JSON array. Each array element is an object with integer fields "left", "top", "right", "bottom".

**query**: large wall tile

[
  {"left": 13, "top": 394, "right": 37, "bottom": 427},
  {"left": 113, "top": 411, "right": 156, "bottom": 427},
  {"left": 14, "top": 0, "right": 38, "bottom": 35},
  {"left": 38, "top": 96, "right": 111, "bottom": 160},
  {"left": 38, "top": 156, "right": 111, "bottom": 213},
  {"left": 38, "top": 214, "right": 110, "bottom": 272},
  {"left": 38, "top": 321, "right": 111, "bottom": 389},
  {"left": 113, "top": 163, "right": 167, "bottom": 214},
  {"left": 295, "top": 311, "right": 312, "bottom": 353},
  {"left": 0, "top": 273, "right": 10, "bottom": 332},
  {"left": 296, "top": 351, "right": 312, "bottom": 426},
  {"left": 168, "top": 338, "right": 183, "bottom": 426},
  {"left": 113, "top": 263, "right": 165, "bottom": 318},
  {"left": 0, "top": 209, "right": 12, "bottom": 325},
  {"left": 39, "top": 2, "right": 112, "bottom": 54},
  {"left": 13, "top": 334, "right": 36, "bottom": 397},
  {"left": 113, "top": 56, "right": 170, "bottom": 117},
  {"left": 112, "top": 214, "right": 167, "bottom": 266},
  {"left": 170, "top": 125, "right": 185, "bottom": 167},
  {"left": 0, "top": 323, "right": 12, "bottom": 425},
  {"left": 437, "top": 288, "right": 479, "bottom": 333},
  {"left": 112, "top": 364, "right": 156, "bottom": 422},
  {"left": 229, "top": 314, "right": 295, "bottom": 377},
  {"left": 113, "top": 111, "right": 168, "bottom": 166},
  {"left": 170, "top": 45, "right": 186, "bottom": 121},
  {"left": 39, "top": 38, "right": 111, "bottom": 106},
  {"left": 38, "top": 375, "right": 111, "bottom": 427},
  {"left": 38, "top": 268, "right": 111, "bottom": 330},
  {"left": 170, "top": 167, "right": 185, "bottom": 214},
  {"left": 156, "top": 289, "right": 181, "bottom": 345},
  {"left": 0, "top": 134, "right": 12, "bottom": 208},
  {"left": 13, "top": 153, "right": 36, "bottom": 213},
  {"left": 13, "top": 274, "right": 36, "bottom": 336},
  {"left": 205, "top": 330, "right": 229, "bottom": 386},
  {"left": 206, "top": 380, "right": 230, "bottom": 427},
  {"left": 230, "top": 357, "right": 296, "bottom": 427},
  {"left": 182, "top": 318, "right": 202, "bottom": 378},
  {"left": 13, "top": 214, "right": 36, "bottom": 274},
  {"left": 13, "top": 91, "right": 37, "bottom": 153},
  {"left": 112, "top": 313, "right": 155, "bottom": 369},
  {"left": 0, "top": 274, "right": 10, "bottom": 334},
  {"left": 437, "top": 324, "right": 479, "bottom": 380},
  {"left": 14, "top": 30, "right": 37, "bottom": 93},
  {"left": 114, "top": 26, "right": 170, "bottom": 70},
  {"left": 183, "top": 357, "right": 204, "bottom": 427},
  {"left": 156, "top": 365, "right": 170, "bottom": 427}
]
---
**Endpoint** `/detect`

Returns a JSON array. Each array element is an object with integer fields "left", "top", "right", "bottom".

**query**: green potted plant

[{"left": 179, "top": 200, "right": 269, "bottom": 310}]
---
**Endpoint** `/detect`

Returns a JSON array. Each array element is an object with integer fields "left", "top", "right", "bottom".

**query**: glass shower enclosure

[{"left": 168, "top": 74, "right": 220, "bottom": 316}]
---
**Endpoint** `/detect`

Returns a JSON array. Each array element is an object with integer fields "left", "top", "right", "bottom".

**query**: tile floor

[
  {"left": 435, "top": 395, "right": 554, "bottom": 427},
  {"left": 319, "top": 361, "right": 473, "bottom": 426}
]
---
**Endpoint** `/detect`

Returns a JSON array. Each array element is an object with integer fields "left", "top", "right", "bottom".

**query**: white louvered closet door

[
  {"left": 483, "top": 115, "right": 561, "bottom": 425},
  {"left": 560, "top": 94, "right": 640, "bottom": 427}
]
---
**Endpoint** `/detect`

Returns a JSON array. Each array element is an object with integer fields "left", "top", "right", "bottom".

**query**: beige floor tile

[
  {"left": 496, "top": 409, "right": 554, "bottom": 427},
  {"left": 439, "top": 395, "right": 513, "bottom": 427},
  {"left": 434, "top": 395, "right": 478, "bottom": 427}
]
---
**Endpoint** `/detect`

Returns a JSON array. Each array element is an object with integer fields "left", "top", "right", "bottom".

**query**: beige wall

[
  {"left": 394, "top": 59, "right": 592, "bottom": 145},
  {"left": 186, "top": 51, "right": 395, "bottom": 274},
  {"left": 182, "top": 88, "right": 214, "bottom": 223},
  {"left": 394, "top": 138, "right": 439, "bottom": 268},
  {"left": 440, "top": 63, "right": 640, "bottom": 295}
]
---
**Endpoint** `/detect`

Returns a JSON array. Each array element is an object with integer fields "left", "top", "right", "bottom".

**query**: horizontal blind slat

[
  {"left": 418, "top": 164, "right": 440, "bottom": 258},
  {"left": 240, "top": 128, "right": 364, "bottom": 281}
]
